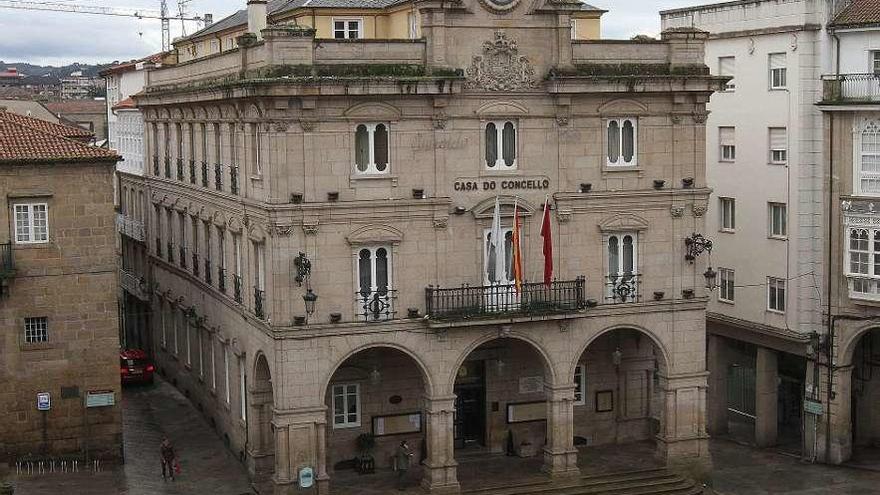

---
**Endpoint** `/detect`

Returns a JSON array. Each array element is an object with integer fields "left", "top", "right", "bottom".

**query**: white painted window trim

[
  {"left": 483, "top": 120, "right": 518, "bottom": 171},
  {"left": 719, "top": 197, "right": 736, "bottom": 232},
  {"left": 768, "top": 202, "right": 787, "bottom": 239},
  {"left": 767, "top": 277, "right": 786, "bottom": 313},
  {"left": 855, "top": 119, "right": 880, "bottom": 197},
  {"left": 606, "top": 117, "right": 638, "bottom": 167},
  {"left": 605, "top": 231, "right": 639, "bottom": 277},
  {"left": 354, "top": 123, "right": 391, "bottom": 175},
  {"left": 768, "top": 53, "right": 787, "bottom": 90},
  {"left": 332, "top": 17, "right": 363, "bottom": 39},
  {"left": 768, "top": 127, "right": 788, "bottom": 165},
  {"left": 573, "top": 364, "right": 586, "bottom": 406},
  {"left": 718, "top": 268, "right": 735, "bottom": 303},
  {"left": 331, "top": 383, "right": 361, "bottom": 428},
  {"left": 13, "top": 202, "right": 49, "bottom": 244},
  {"left": 24, "top": 316, "right": 49, "bottom": 343},
  {"left": 718, "top": 56, "right": 735, "bottom": 91},
  {"left": 483, "top": 227, "right": 517, "bottom": 285}
]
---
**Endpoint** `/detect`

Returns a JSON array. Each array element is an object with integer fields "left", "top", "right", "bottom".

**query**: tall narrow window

[
  {"left": 197, "top": 327, "right": 204, "bottom": 377},
  {"left": 210, "top": 336, "right": 216, "bottom": 389},
  {"left": 239, "top": 357, "right": 247, "bottom": 420},
  {"left": 768, "top": 202, "right": 787, "bottom": 238},
  {"left": 769, "top": 127, "right": 787, "bottom": 164},
  {"left": 718, "top": 56, "right": 735, "bottom": 91},
  {"left": 407, "top": 12, "right": 418, "bottom": 39},
  {"left": 354, "top": 123, "right": 390, "bottom": 174},
  {"left": 214, "top": 123, "right": 222, "bottom": 164},
  {"left": 719, "top": 127, "right": 735, "bottom": 162},
  {"left": 484, "top": 120, "right": 517, "bottom": 170},
  {"left": 224, "top": 344, "right": 231, "bottom": 404},
  {"left": 720, "top": 197, "right": 736, "bottom": 232},
  {"left": 769, "top": 53, "right": 787, "bottom": 89},
  {"left": 233, "top": 233, "right": 242, "bottom": 302},
  {"left": 332, "top": 383, "right": 361, "bottom": 428},
  {"left": 357, "top": 246, "right": 393, "bottom": 321},
  {"left": 254, "top": 242, "right": 266, "bottom": 318},
  {"left": 573, "top": 364, "right": 586, "bottom": 406},
  {"left": 483, "top": 228, "right": 517, "bottom": 285},
  {"left": 606, "top": 232, "right": 638, "bottom": 302},
  {"left": 768, "top": 277, "right": 786, "bottom": 312},
  {"left": 607, "top": 118, "right": 637, "bottom": 166},
  {"left": 858, "top": 120, "right": 880, "bottom": 196},
  {"left": 160, "top": 301, "right": 167, "bottom": 347},
  {"left": 14, "top": 203, "right": 48, "bottom": 244},
  {"left": 873, "top": 51, "right": 880, "bottom": 75},
  {"left": 719, "top": 268, "right": 735, "bottom": 302},
  {"left": 251, "top": 123, "right": 262, "bottom": 175}
]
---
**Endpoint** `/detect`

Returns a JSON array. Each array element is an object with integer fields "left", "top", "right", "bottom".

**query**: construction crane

[{"left": 0, "top": 0, "right": 210, "bottom": 51}]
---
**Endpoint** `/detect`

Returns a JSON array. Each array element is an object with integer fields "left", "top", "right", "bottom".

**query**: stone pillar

[
  {"left": 706, "top": 335, "right": 729, "bottom": 435},
  {"left": 816, "top": 365, "right": 853, "bottom": 464},
  {"left": 656, "top": 373, "right": 710, "bottom": 465},
  {"left": 542, "top": 383, "right": 579, "bottom": 478},
  {"left": 272, "top": 406, "right": 326, "bottom": 494},
  {"left": 274, "top": 424, "right": 291, "bottom": 483},
  {"left": 315, "top": 421, "right": 330, "bottom": 495},
  {"left": 755, "top": 347, "right": 778, "bottom": 448},
  {"left": 421, "top": 395, "right": 459, "bottom": 494}
]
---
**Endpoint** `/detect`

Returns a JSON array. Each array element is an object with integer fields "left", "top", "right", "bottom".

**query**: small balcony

[
  {"left": 230, "top": 166, "right": 239, "bottom": 195},
  {"left": 233, "top": 274, "right": 242, "bottom": 303},
  {"left": 356, "top": 290, "right": 397, "bottom": 322},
  {"left": 116, "top": 213, "right": 145, "bottom": 242},
  {"left": 176, "top": 158, "right": 185, "bottom": 181},
  {"left": 425, "top": 278, "right": 586, "bottom": 321},
  {"left": 605, "top": 273, "right": 641, "bottom": 303},
  {"left": 254, "top": 287, "right": 265, "bottom": 319},
  {"left": 201, "top": 161, "right": 209, "bottom": 188},
  {"left": 822, "top": 73, "right": 880, "bottom": 104},
  {"left": 214, "top": 163, "right": 223, "bottom": 191},
  {"left": 153, "top": 156, "right": 160, "bottom": 176},
  {"left": 189, "top": 160, "right": 197, "bottom": 185},
  {"left": 119, "top": 268, "right": 149, "bottom": 301},
  {"left": 0, "top": 242, "right": 15, "bottom": 296}
]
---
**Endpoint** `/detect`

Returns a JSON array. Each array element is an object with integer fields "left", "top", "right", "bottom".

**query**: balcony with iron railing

[
  {"left": 0, "top": 242, "right": 14, "bottom": 296},
  {"left": 230, "top": 166, "right": 239, "bottom": 195},
  {"left": 356, "top": 290, "right": 397, "bottom": 322},
  {"left": 153, "top": 156, "right": 160, "bottom": 176},
  {"left": 115, "top": 213, "right": 145, "bottom": 242},
  {"left": 201, "top": 161, "right": 209, "bottom": 188},
  {"left": 214, "top": 163, "right": 223, "bottom": 191},
  {"left": 233, "top": 274, "right": 242, "bottom": 303},
  {"left": 605, "top": 273, "right": 641, "bottom": 304},
  {"left": 119, "top": 267, "right": 149, "bottom": 301},
  {"left": 254, "top": 287, "right": 265, "bottom": 319},
  {"left": 177, "top": 158, "right": 185, "bottom": 181},
  {"left": 822, "top": 73, "right": 880, "bottom": 104},
  {"left": 425, "top": 278, "right": 586, "bottom": 321}
]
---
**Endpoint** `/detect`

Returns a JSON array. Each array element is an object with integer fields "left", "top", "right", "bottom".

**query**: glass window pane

[
  {"left": 376, "top": 248, "right": 388, "bottom": 294},
  {"left": 623, "top": 235, "right": 634, "bottom": 273},
  {"left": 608, "top": 236, "right": 619, "bottom": 275},
  {"left": 502, "top": 121, "right": 516, "bottom": 167},
  {"left": 486, "top": 232, "right": 497, "bottom": 283},
  {"left": 504, "top": 230, "right": 513, "bottom": 281},
  {"left": 359, "top": 249, "right": 372, "bottom": 296},
  {"left": 355, "top": 125, "right": 369, "bottom": 172},
  {"left": 485, "top": 123, "right": 497, "bottom": 167},
  {"left": 374, "top": 124, "right": 388, "bottom": 172},
  {"left": 622, "top": 120, "right": 635, "bottom": 163},
  {"left": 607, "top": 121, "right": 619, "bottom": 163}
]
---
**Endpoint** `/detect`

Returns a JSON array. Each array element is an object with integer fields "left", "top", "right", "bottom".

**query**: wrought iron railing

[
  {"left": 179, "top": 246, "right": 187, "bottom": 269},
  {"left": 218, "top": 267, "right": 226, "bottom": 293},
  {"left": 605, "top": 273, "right": 640, "bottom": 303},
  {"left": 167, "top": 242, "right": 174, "bottom": 263},
  {"left": 155, "top": 237, "right": 163, "bottom": 258},
  {"left": 153, "top": 156, "right": 160, "bottom": 176},
  {"left": 356, "top": 290, "right": 397, "bottom": 322},
  {"left": 0, "top": 242, "right": 14, "bottom": 276},
  {"left": 230, "top": 166, "right": 239, "bottom": 195},
  {"left": 177, "top": 158, "right": 185, "bottom": 181},
  {"left": 205, "top": 259, "right": 212, "bottom": 285},
  {"left": 192, "top": 253, "right": 199, "bottom": 277},
  {"left": 214, "top": 163, "right": 223, "bottom": 191},
  {"left": 254, "top": 287, "right": 265, "bottom": 319},
  {"left": 425, "top": 278, "right": 586, "bottom": 321},
  {"left": 164, "top": 157, "right": 171, "bottom": 178},
  {"left": 233, "top": 274, "right": 242, "bottom": 303},
  {"left": 201, "top": 161, "right": 209, "bottom": 187},
  {"left": 823, "top": 73, "right": 880, "bottom": 103},
  {"left": 115, "top": 214, "right": 145, "bottom": 242},
  {"left": 119, "top": 268, "right": 149, "bottom": 301}
]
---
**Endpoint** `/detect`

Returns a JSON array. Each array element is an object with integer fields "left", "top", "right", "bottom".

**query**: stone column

[
  {"left": 656, "top": 373, "right": 710, "bottom": 465},
  {"left": 755, "top": 347, "right": 778, "bottom": 448},
  {"left": 273, "top": 423, "right": 291, "bottom": 483},
  {"left": 542, "top": 383, "right": 579, "bottom": 478},
  {"left": 272, "top": 406, "right": 326, "bottom": 494},
  {"left": 816, "top": 365, "right": 853, "bottom": 464},
  {"left": 421, "top": 395, "right": 459, "bottom": 494},
  {"left": 706, "top": 335, "right": 729, "bottom": 435},
  {"left": 315, "top": 421, "right": 330, "bottom": 495}
]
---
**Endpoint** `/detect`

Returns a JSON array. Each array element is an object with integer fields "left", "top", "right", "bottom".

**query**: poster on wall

[
  {"left": 372, "top": 412, "right": 422, "bottom": 437},
  {"left": 595, "top": 390, "right": 614, "bottom": 413}
]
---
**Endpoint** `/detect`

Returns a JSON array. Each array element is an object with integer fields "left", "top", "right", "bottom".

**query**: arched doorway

[
  {"left": 325, "top": 346, "right": 430, "bottom": 492},
  {"left": 571, "top": 327, "right": 668, "bottom": 472},
  {"left": 451, "top": 336, "right": 558, "bottom": 486},
  {"left": 851, "top": 328, "right": 880, "bottom": 462},
  {"left": 249, "top": 353, "right": 275, "bottom": 487}
]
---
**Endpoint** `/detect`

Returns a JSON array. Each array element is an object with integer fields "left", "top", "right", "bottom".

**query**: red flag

[{"left": 540, "top": 198, "right": 553, "bottom": 287}]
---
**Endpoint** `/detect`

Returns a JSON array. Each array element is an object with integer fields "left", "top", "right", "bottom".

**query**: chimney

[
  {"left": 247, "top": 0, "right": 267, "bottom": 40},
  {"left": 204, "top": 13, "right": 213, "bottom": 27}
]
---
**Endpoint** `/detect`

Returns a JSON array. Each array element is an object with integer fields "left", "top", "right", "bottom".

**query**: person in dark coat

[
  {"left": 160, "top": 437, "right": 176, "bottom": 481},
  {"left": 394, "top": 440, "right": 414, "bottom": 491}
]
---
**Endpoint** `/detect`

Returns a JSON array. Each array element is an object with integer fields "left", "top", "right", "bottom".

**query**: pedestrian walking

[
  {"left": 394, "top": 440, "right": 414, "bottom": 491},
  {"left": 160, "top": 436, "right": 177, "bottom": 481}
]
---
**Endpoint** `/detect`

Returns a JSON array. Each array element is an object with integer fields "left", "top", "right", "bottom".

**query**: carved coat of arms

[{"left": 465, "top": 31, "right": 537, "bottom": 91}]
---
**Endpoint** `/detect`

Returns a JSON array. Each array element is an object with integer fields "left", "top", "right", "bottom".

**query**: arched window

[
  {"left": 353, "top": 123, "right": 390, "bottom": 175},
  {"left": 484, "top": 120, "right": 517, "bottom": 170},
  {"left": 607, "top": 118, "right": 637, "bottom": 166},
  {"left": 858, "top": 120, "right": 880, "bottom": 195}
]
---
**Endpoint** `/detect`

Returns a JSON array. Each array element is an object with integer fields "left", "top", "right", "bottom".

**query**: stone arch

[
  {"left": 343, "top": 101, "right": 402, "bottom": 121},
  {"left": 445, "top": 329, "right": 558, "bottom": 396},
  {"left": 475, "top": 100, "right": 529, "bottom": 117},
  {"left": 569, "top": 324, "right": 671, "bottom": 380},
  {"left": 597, "top": 98, "right": 649, "bottom": 116},
  {"left": 597, "top": 213, "right": 650, "bottom": 233},
  {"left": 321, "top": 342, "right": 435, "bottom": 398},
  {"left": 841, "top": 323, "right": 880, "bottom": 366},
  {"left": 249, "top": 352, "right": 276, "bottom": 485},
  {"left": 470, "top": 195, "right": 537, "bottom": 220},
  {"left": 346, "top": 224, "right": 404, "bottom": 246}
]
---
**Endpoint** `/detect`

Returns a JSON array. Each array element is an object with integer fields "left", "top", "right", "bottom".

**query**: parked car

[{"left": 120, "top": 349, "right": 155, "bottom": 385}]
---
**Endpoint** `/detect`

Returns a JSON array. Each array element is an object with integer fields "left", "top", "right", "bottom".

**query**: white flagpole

[{"left": 490, "top": 196, "right": 504, "bottom": 284}]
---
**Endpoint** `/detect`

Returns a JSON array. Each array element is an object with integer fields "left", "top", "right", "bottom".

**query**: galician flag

[
  {"left": 512, "top": 198, "right": 524, "bottom": 292},
  {"left": 541, "top": 197, "right": 553, "bottom": 287},
  {"left": 488, "top": 196, "right": 505, "bottom": 283}
]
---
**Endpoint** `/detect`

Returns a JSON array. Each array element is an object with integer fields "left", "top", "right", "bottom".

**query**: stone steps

[{"left": 463, "top": 467, "right": 702, "bottom": 495}]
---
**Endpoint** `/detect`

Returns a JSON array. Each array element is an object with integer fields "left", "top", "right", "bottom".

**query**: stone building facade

[
  {"left": 131, "top": 0, "right": 725, "bottom": 492},
  {"left": 0, "top": 111, "right": 122, "bottom": 462}
]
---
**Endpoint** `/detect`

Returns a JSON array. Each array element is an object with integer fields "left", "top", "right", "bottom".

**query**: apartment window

[
  {"left": 858, "top": 120, "right": 880, "bottom": 195},
  {"left": 239, "top": 357, "right": 247, "bottom": 421},
  {"left": 573, "top": 364, "right": 586, "bottom": 406},
  {"left": 719, "top": 127, "right": 735, "bottom": 162},
  {"left": 24, "top": 317, "right": 48, "bottom": 343},
  {"left": 718, "top": 56, "right": 735, "bottom": 91},
  {"left": 719, "top": 268, "right": 735, "bottom": 303},
  {"left": 14, "top": 203, "right": 48, "bottom": 244},
  {"left": 720, "top": 197, "right": 736, "bottom": 232},
  {"left": 769, "top": 202, "right": 787, "bottom": 238},
  {"left": 214, "top": 123, "right": 222, "bottom": 163},
  {"left": 224, "top": 344, "right": 231, "bottom": 404},
  {"left": 357, "top": 246, "right": 392, "bottom": 320},
  {"left": 332, "top": 383, "right": 360, "bottom": 428},
  {"left": 607, "top": 118, "right": 637, "bottom": 167},
  {"left": 873, "top": 51, "right": 880, "bottom": 75},
  {"left": 485, "top": 120, "right": 517, "bottom": 170},
  {"left": 769, "top": 128, "right": 788, "bottom": 164},
  {"left": 767, "top": 277, "right": 786, "bottom": 312},
  {"left": 333, "top": 19, "right": 362, "bottom": 39},
  {"left": 251, "top": 124, "right": 262, "bottom": 175},
  {"left": 769, "top": 53, "right": 787, "bottom": 89},
  {"left": 173, "top": 309, "right": 180, "bottom": 355},
  {"left": 354, "top": 123, "right": 389, "bottom": 174}
]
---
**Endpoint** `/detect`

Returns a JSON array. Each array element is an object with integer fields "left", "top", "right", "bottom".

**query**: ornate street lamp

[
  {"left": 303, "top": 288, "right": 318, "bottom": 317},
  {"left": 684, "top": 233, "right": 713, "bottom": 262}
]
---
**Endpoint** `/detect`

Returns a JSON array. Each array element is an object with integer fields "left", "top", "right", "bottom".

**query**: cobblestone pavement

[{"left": 8, "top": 377, "right": 253, "bottom": 495}]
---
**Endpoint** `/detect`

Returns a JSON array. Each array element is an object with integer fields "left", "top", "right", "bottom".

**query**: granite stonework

[{"left": 127, "top": 0, "right": 726, "bottom": 492}]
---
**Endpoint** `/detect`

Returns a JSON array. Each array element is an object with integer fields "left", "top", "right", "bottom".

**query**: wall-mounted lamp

[
  {"left": 684, "top": 233, "right": 713, "bottom": 263},
  {"left": 370, "top": 367, "right": 381, "bottom": 385},
  {"left": 303, "top": 288, "right": 318, "bottom": 317}
]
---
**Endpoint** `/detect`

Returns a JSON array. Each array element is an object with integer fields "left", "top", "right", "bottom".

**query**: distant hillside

[{"left": 0, "top": 61, "right": 115, "bottom": 78}]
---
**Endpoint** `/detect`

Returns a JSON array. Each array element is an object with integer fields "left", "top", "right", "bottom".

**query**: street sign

[
  {"left": 36, "top": 392, "right": 51, "bottom": 411},
  {"left": 804, "top": 399, "right": 824, "bottom": 416},
  {"left": 298, "top": 466, "right": 314, "bottom": 488},
  {"left": 86, "top": 390, "right": 115, "bottom": 408}
]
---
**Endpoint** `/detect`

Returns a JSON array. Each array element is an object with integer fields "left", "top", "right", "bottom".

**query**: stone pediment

[
  {"left": 597, "top": 98, "right": 649, "bottom": 116},
  {"left": 343, "top": 102, "right": 402, "bottom": 121},
  {"left": 471, "top": 195, "right": 536, "bottom": 219},
  {"left": 598, "top": 213, "right": 649, "bottom": 232},
  {"left": 346, "top": 224, "right": 404, "bottom": 245},
  {"left": 475, "top": 100, "right": 529, "bottom": 118}
]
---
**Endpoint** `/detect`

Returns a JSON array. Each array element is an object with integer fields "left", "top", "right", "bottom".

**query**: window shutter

[
  {"left": 769, "top": 53, "right": 786, "bottom": 70},
  {"left": 769, "top": 128, "right": 787, "bottom": 150},
  {"left": 719, "top": 127, "right": 735, "bottom": 146}
]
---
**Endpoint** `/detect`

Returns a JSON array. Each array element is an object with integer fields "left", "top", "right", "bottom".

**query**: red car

[{"left": 120, "top": 349, "right": 155, "bottom": 385}]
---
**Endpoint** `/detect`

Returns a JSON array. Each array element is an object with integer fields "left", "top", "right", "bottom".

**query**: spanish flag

[{"left": 512, "top": 199, "right": 524, "bottom": 292}]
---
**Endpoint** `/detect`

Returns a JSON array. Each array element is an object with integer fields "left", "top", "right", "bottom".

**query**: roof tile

[
  {"left": 832, "top": 0, "right": 880, "bottom": 27},
  {"left": 0, "top": 111, "right": 118, "bottom": 163}
]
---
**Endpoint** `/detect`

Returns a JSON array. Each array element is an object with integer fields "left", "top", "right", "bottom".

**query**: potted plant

[{"left": 355, "top": 433, "right": 376, "bottom": 474}]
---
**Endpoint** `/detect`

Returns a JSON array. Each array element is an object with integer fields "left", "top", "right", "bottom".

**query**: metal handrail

[{"left": 425, "top": 277, "right": 586, "bottom": 320}]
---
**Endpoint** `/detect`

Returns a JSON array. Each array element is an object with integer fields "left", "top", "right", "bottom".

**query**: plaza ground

[{"left": 3, "top": 376, "right": 880, "bottom": 494}]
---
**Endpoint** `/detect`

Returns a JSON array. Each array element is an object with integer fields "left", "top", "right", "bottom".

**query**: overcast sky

[{"left": 0, "top": 0, "right": 707, "bottom": 66}]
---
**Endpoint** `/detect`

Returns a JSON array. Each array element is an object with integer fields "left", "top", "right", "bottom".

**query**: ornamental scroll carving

[{"left": 465, "top": 31, "right": 536, "bottom": 92}]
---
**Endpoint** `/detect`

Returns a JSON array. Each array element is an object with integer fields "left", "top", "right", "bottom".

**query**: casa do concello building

[{"left": 129, "top": 0, "right": 726, "bottom": 492}]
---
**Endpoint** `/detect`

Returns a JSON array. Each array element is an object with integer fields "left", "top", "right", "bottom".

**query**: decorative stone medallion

[
  {"left": 479, "top": 0, "right": 520, "bottom": 14},
  {"left": 465, "top": 31, "right": 536, "bottom": 92}
]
